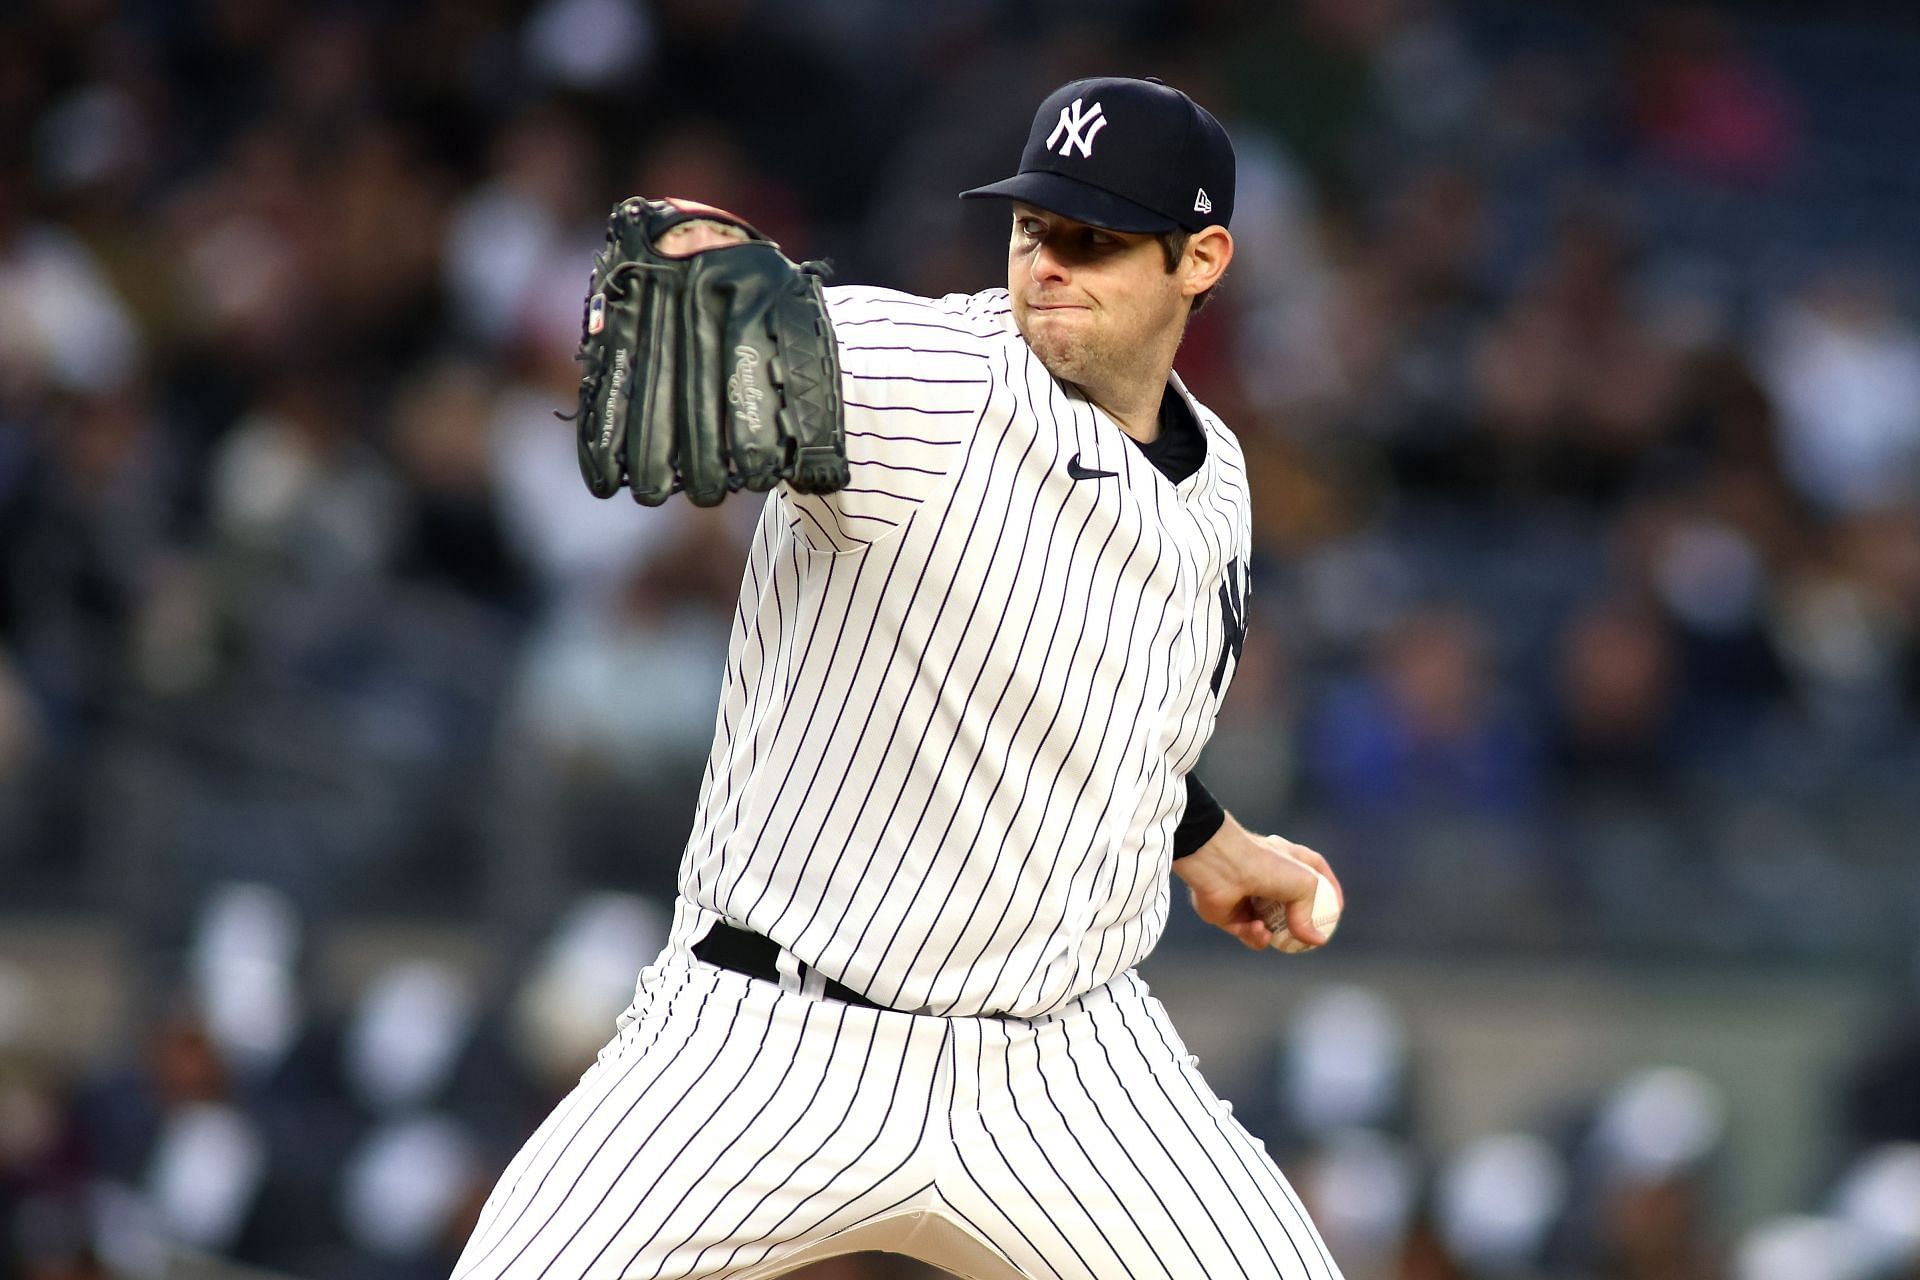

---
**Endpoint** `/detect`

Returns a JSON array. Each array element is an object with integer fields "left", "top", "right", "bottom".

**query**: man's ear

[{"left": 1182, "top": 226, "right": 1233, "bottom": 297}]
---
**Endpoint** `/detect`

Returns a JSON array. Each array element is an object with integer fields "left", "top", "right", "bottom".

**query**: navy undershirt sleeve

[{"left": 1173, "top": 773, "right": 1226, "bottom": 859}]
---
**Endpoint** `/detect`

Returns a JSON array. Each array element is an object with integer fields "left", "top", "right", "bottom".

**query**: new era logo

[
  {"left": 1047, "top": 98, "right": 1107, "bottom": 159},
  {"left": 1194, "top": 188, "right": 1212, "bottom": 215}
]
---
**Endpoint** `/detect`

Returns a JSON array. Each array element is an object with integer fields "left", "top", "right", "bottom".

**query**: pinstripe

[
  {"left": 712, "top": 543, "right": 871, "bottom": 919},
  {"left": 631, "top": 1003, "right": 930, "bottom": 1278},
  {"left": 1132, "top": 996, "right": 1340, "bottom": 1280},
  {"left": 1103, "top": 989, "right": 1324, "bottom": 1279},
  {"left": 741, "top": 387, "right": 1011, "bottom": 942},
  {"left": 855, "top": 458, "right": 946, "bottom": 474},
  {"left": 456, "top": 969, "right": 726, "bottom": 1280},
  {"left": 594, "top": 998, "right": 836, "bottom": 1278},
  {"left": 761, "top": 389, "right": 1022, "bottom": 957},
  {"left": 1070, "top": 1005, "right": 1268, "bottom": 1280},
  {"left": 1023, "top": 1020, "right": 1181, "bottom": 1278},
  {"left": 731, "top": 1019, "right": 955, "bottom": 1264},
  {"left": 1075, "top": 460, "right": 1193, "bottom": 980},
  {"left": 848, "top": 374, "right": 990, "bottom": 386},
  {"left": 833, "top": 317, "right": 1005, "bottom": 338},
  {"left": 844, "top": 429, "right": 965, "bottom": 444},
  {"left": 952, "top": 1023, "right": 1102, "bottom": 1279},
  {"left": 818, "top": 398, "right": 1046, "bottom": 968},
  {"left": 838, "top": 345, "right": 987, "bottom": 357},
  {"left": 810, "top": 492, "right": 863, "bottom": 545},
  {"left": 879, "top": 366, "right": 1110, "bottom": 1007},
  {"left": 788, "top": 502, "right": 837, "bottom": 550},
  {"left": 842, "top": 401, "right": 978, "bottom": 414},
  {"left": 460, "top": 983, "right": 696, "bottom": 1274},
  {"left": 860, "top": 368, "right": 1079, "bottom": 1003},
  {"left": 548, "top": 1000, "right": 789, "bottom": 1279},
  {"left": 988, "top": 371, "right": 1177, "bottom": 1010},
  {"left": 694, "top": 1017, "right": 933, "bottom": 1275},
  {"left": 515, "top": 982, "right": 763, "bottom": 1279},
  {"left": 1162, "top": 472, "right": 1245, "bottom": 769},
  {"left": 690, "top": 512, "right": 775, "bottom": 902}
]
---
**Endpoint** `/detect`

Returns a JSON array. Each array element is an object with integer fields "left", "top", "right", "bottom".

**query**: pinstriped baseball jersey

[{"left": 666, "top": 283, "right": 1253, "bottom": 1019}]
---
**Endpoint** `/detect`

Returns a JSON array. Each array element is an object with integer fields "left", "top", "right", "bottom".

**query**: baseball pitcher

[{"left": 454, "top": 76, "right": 1346, "bottom": 1280}]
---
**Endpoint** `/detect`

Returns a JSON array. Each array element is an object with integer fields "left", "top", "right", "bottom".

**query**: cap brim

[{"left": 959, "top": 171, "right": 1179, "bottom": 233}]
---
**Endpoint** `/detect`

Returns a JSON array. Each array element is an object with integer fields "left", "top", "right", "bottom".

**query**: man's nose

[{"left": 1028, "top": 239, "right": 1070, "bottom": 284}]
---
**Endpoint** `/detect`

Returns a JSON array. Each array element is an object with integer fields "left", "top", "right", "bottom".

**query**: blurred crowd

[
  {"left": 5, "top": 0, "right": 1920, "bottom": 953},
  {"left": 3, "top": 0, "right": 1920, "bottom": 1276}
]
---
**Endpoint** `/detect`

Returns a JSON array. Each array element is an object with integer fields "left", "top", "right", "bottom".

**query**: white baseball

[{"left": 1261, "top": 866, "right": 1341, "bottom": 953}]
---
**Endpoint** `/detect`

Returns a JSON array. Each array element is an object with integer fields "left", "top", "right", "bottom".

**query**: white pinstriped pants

[{"left": 451, "top": 954, "right": 1342, "bottom": 1280}]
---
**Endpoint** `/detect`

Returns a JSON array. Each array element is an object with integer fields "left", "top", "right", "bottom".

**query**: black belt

[{"left": 693, "top": 922, "right": 885, "bottom": 1011}]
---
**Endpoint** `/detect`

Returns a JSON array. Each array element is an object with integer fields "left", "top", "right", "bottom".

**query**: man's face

[{"left": 1007, "top": 203, "right": 1187, "bottom": 391}]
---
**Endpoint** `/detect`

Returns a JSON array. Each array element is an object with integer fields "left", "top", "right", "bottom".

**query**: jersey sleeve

[{"left": 779, "top": 286, "right": 1006, "bottom": 553}]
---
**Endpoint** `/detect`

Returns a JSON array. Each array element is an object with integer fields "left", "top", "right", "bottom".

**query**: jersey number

[{"left": 1210, "top": 558, "right": 1246, "bottom": 695}]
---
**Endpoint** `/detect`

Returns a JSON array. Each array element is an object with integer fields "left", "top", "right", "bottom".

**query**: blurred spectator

[
  {"left": 1838, "top": 971, "right": 1920, "bottom": 1151},
  {"left": 0, "top": 168, "right": 142, "bottom": 401},
  {"left": 1623, "top": 8, "right": 1803, "bottom": 186},
  {"left": 0, "top": 965, "right": 97, "bottom": 1280},
  {"left": 1469, "top": 208, "right": 1686, "bottom": 508},
  {"left": 205, "top": 366, "right": 400, "bottom": 592},
  {"left": 443, "top": 106, "right": 605, "bottom": 352},
  {"left": 0, "top": 644, "right": 42, "bottom": 842},
  {"left": 1306, "top": 605, "right": 1552, "bottom": 940},
  {"left": 1772, "top": 508, "right": 1920, "bottom": 745},
  {"left": 1266, "top": 985, "right": 1416, "bottom": 1152},
  {"left": 1620, "top": 490, "right": 1793, "bottom": 761},
  {"left": 1308, "top": 605, "right": 1541, "bottom": 820},
  {"left": 384, "top": 359, "right": 529, "bottom": 611},
  {"left": 523, "top": 0, "right": 655, "bottom": 93},
  {"left": 185, "top": 884, "right": 305, "bottom": 1088},
  {"left": 1828, "top": 1142, "right": 1920, "bottom": 1276},
  {"left": 1548, "top": 598, "right": 1680, "bottom": 788},
  {"left": 73, "top": 1006, "right": 287, "bottom": 1270},
  {"left": 1435, "top": 1132, "right": 1568, "bottom": 1277},
  {"left": 1562, "top": 1068, "right": 1729, "bottom": 1280},
  {"left": 1213, "top": 0, "right": 1396, "bottom": 186},
  {"left": 1732, "top": 1215, "right": 1887, "bottom": 1280},
  {"left": 1298, "top": 1129, "right": 1422, "bottom": 1280},
  {"left": 508, "top": 893, "right": 667, "bottom": 1093},
  {"left": 511, "top": 505, "right": 746, "bottom": 893},
  {"left": 0, "top": 382, "right": 177, "bottom": 877},
  {"left": 1758, "top": 272, "right": 1920, "bottom": 518}
]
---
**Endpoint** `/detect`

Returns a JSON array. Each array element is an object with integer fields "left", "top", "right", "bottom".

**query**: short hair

[{"left": 1156, "top": 229, "right": 1216, "bottom": 314}]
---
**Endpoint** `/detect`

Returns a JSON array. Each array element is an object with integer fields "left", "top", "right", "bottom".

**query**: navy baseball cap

[{"left": 961, "top": 76, "right": 1235, "bottom": 233}]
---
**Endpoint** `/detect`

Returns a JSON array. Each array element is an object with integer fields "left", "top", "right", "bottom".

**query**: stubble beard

[{"left": 1021, "top": 315, "right": 1123, "bottom": 398}]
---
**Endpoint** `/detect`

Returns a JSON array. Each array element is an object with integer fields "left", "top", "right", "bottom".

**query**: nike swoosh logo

[{"left": 1066, "top": 453, "right": 1118, "bottom": 481}]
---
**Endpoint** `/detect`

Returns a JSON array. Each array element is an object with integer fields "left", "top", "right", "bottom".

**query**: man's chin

[
  {"left": 1025, "top": 338, "right": 1082, "bottom": 384},
  {"left": 1019, "top": 320, "right": 1080, "bottom": 375}
]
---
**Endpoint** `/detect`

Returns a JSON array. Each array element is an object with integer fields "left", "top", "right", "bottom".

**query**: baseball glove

[{"left": 572, "top": 197, "right": 848, "bottom": 507}]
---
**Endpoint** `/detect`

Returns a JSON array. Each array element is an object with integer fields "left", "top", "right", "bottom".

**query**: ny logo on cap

[{"left": 1046, "top": 98, "right": 1107, "bottom": 159}]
